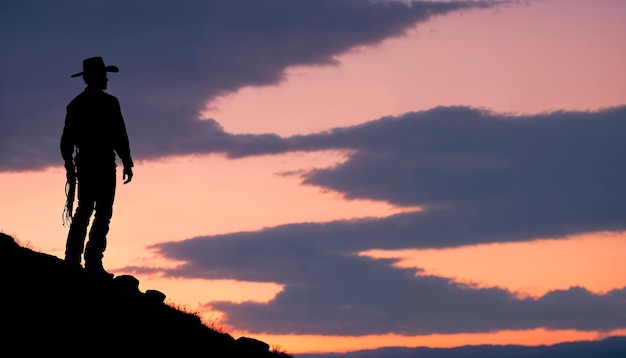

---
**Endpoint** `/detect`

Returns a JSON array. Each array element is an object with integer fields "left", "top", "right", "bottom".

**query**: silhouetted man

[{"left": 61, "top": 56, "right": 134, "bottom": 278}]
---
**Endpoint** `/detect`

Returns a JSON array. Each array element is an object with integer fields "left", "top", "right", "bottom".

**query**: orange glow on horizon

[
  {"left": 0, "top": 152, "right": 416, "bottom": 267},
  {"left": 360, "top": 231, "right": 626, "bottom": 298},
  {"left": 242, "top": 329, "right": 626, "bottom": 354}
]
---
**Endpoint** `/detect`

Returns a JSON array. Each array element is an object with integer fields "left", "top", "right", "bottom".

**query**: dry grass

[
  {"left": 204, "top": 315, "right": 227, "bottom": 333},
  {"left": 271, "top": 344, "right": 293, "bottom": 357},
  {"left": 165, "top": 301, "right": 227, "bottom": 333},
  {"left": 1, "top": 231, "right": 39, "bottom": 251}
]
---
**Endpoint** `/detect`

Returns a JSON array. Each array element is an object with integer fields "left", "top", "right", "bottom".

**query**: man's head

[{"left": 71, "top": 57, "right": 118, "bottom": 90}]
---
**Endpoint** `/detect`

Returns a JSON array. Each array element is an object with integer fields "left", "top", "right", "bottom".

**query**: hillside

[{"left": 0, "top": 232, "right": 292, "bottom": 357}]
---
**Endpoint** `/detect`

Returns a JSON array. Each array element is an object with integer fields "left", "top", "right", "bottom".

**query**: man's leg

[
  {"left": 65, "top": 177, "right": 96, "bottom": 265},
  {"left": 85, "top": 168, "right": 116, "bottom": 276}
]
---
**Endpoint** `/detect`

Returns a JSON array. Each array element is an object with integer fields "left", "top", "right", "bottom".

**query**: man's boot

[
  {"left": 85, "top": 259, "right": 114, "bottom": 279},
  {"left": 84, "top": 234, "right": 112, "bottom": 279}
]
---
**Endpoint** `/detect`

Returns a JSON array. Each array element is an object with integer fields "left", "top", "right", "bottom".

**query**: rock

[
  {"left": 113, "top": 274, "right": 140, "bottom": 295},
  {"left": 0, "top": 233, "right": 293, "bottom": 357},
  {"left": 236, "top": 336, "right": 270, "bottom": 354},
  {"left": 145, "top": 289, "right": 166, "bottom": 304}
]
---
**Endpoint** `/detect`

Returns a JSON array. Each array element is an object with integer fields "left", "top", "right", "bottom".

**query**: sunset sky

[{"left": 1, "top": 0, "right": 625, "bottom": 355}]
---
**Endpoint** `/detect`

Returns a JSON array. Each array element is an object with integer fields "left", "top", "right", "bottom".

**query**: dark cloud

[
  {"left": 0, "top": 0, "right": 493, "bottom": 171},
  {"left": 296, "top": 106, "right": 626, "bottom": 208},
  {"left": 135, "top": 105, "right": 626, "bottom": 335},
  {"left": 212, "top": 282, "right": 626, "bottom": 335},
  {"left": 146, "top": 232, "right": 626, "bottom": 335},
  {"left": 180, "top": 106, "right": 626, "bottom": 251},
  {"left": 291, "top": 106, "right": 626, "bottom": 239}
]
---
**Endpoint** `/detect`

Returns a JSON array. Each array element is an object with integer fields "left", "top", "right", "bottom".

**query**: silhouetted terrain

[
  {"left": 299, "top": 337, "right": 626, "bottom": 358},
  {"left": 0, "top": 232, "right": 291, "bottom": 357}
]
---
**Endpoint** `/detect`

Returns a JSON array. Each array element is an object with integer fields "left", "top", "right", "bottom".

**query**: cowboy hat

[{"left": 70, "top": 56, "right": 119, "bottom": 78}]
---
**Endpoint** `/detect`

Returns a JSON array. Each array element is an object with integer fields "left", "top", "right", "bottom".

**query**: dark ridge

[{"left": 0, "top": 232, "right": 292, "bottom": 357}]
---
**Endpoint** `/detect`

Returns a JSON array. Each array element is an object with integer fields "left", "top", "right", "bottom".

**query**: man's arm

[
  {"left": 111, "top": 97, "right": 134, "bottom": 184},
  {"left": 60, "top": 104, "right": 76, "bottom": 178}
]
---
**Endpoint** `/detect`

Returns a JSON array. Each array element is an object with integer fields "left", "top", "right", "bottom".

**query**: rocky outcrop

[{"left": 0, "top": 232, "right": 290, "bottom": 357}]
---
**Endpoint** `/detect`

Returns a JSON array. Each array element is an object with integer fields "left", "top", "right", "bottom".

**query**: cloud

[
  {"left": 213, "top": 284, "right": 626, "bottom": 336},
  {"left": 148, "top": 231, "right": 626, "bottom": 335},
  {"left": 0, "top": 0, "right": 494, "bottom": 171},
  {"left": 205, "top": 106, "right": 626, "bottom": 249},
  {"left": 137, "top": 105, "right": 626, "bottom": 335},
  {"left": 297, "top": 106, "right": 626, "bottom": 206},
  {"left": 298, "top": 106, "right": 626, "bottom": 236}
]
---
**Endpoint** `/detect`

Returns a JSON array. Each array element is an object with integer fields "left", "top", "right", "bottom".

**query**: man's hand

[{"left": 123, "top": 164, "right": 133, "bottom": 184}]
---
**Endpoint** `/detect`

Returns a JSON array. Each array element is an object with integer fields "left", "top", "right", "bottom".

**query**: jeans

[{"left": 65, "top": 165, "right": 116, "bottom": 266}]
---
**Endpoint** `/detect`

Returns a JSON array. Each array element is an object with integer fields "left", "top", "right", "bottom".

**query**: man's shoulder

[
  {"left": 102, "top": 91, "right": 119, "bottom": 99},
  {"left": 67, "top": 92, "right": 84, "bottom": 111},
  {"left": 67, "top": 91, "right": 85, "bottom": 105},
  {"left": 67, "top": 89, "right": 119, "bottom": 108},
  {"left": 101, "top": 91, "right": 120, "bottom": 105}
]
